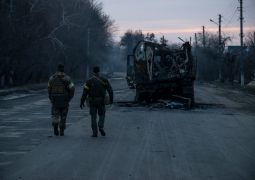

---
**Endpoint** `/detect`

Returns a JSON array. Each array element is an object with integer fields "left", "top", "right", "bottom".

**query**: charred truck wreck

[{"left": 126, "top": 40, "right": 196, "bottom": 107}]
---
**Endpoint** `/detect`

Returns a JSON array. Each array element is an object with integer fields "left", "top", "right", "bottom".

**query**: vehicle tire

[
  {"left": 182, "top": 80, "right": 195, "bottom": 108},
  {"left": 135, "top": 91, "right": 143, "bottom": 102}
]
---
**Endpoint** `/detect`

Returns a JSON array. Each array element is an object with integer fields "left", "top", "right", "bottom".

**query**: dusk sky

[{"left": 102, "top": 0, "right": 255, "bottom": 45}]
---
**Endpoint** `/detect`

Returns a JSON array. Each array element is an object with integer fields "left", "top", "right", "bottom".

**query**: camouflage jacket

[
  {"left": 81, "top": 74, "right": 113, "bottom": 105},
  {"left": 48, "top": 72, "right": 75, "bottom": 107}
]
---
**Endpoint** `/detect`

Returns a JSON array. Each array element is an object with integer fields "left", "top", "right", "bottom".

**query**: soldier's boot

[
  {"left": 53, "top": 124, "right": 59, "bottom": 136},
  {"left": 99, "top": 128, "right": 106, "bottom": 136},
  {"left": 91, "top": 130, "right": 98, "bottom": 137},
  {"left": 91, "top": 120, "right": 98, "bottom": 138},
  {"left": 60, "top": 128, "right": 64, "bottom": 136},
  {"left": 91, "top": 134, "right": 98, "bottom": 137}
]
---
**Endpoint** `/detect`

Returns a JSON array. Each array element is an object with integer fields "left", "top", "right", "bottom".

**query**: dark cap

[
  {"left": 57, "top": 63, "right": 64, "bottom": 72},
  {"left": 93, "top": 66, "right": 100, "bottom": 73}
]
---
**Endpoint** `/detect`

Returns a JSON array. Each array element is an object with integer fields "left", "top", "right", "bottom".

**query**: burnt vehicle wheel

[
  {"left": 182, "top": 80, "right": 195, "bottom": 107},
  {"left": 135, "top": 91, "right": 144, "bottom": 102},
  {"left": 135, "top": 91, "right": 152, "bottom": 103},
  {"left": 144, "top": 95, "right": 152, "bottom": 103}
]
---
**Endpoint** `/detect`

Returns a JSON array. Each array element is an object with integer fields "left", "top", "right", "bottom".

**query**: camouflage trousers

[
  {"left": 89, "top": 104, "right": 106, "bottom": 134},
  {"left": 51, "top": 106, "right": 69, "bottom": 129}
]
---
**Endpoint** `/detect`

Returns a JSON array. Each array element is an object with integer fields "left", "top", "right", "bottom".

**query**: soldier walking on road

[
  {"left": 80, "top": 66, "right": 113, "bottom": 137},
  {"left": 48, "top": 64, "right": 75, "bottom": 136}
]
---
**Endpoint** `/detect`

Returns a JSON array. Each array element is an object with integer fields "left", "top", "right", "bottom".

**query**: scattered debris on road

[{"left": 116, "top": 100, "right": 225, "bottom": 110}]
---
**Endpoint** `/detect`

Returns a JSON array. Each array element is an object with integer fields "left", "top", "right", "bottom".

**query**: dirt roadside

[
  {"left": 0, "top": 83, "right": 47, "bottom": 96},
  {"left": 197, "top": 82, "right": 255, "bottom": 113}
]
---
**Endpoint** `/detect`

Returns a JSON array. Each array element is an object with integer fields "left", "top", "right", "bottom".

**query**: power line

[
  {"left": 224, "top": 8, "right": 238, "bottom": 28},
  {"left": 223, "top": 0, "right": 238, "bottom": 21}
]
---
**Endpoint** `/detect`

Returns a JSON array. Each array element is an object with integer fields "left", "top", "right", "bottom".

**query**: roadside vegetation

[{"left": 0, "top": 0, "right": 115, "bottom": 87}]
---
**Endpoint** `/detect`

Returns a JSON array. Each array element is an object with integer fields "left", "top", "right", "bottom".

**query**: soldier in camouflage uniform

[
  {"left": 80, "top": 66, "right": 113, "bottom": 137},
  {"left": 48, "top": 64, "right": 75, "bottom": 136}
]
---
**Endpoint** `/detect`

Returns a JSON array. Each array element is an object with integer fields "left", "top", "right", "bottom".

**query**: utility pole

[
  {"left": 254, "top": 32, "right": 255, "bottom": 45},
  {"left": 195, "top": 33, "right": 198, "bottom": 47},
  {"left": 218, "top": 14, "right": 222, "bottom": 81},
  {"left": 162, "top": 35, "right": 165, "bottom": 45},
  {"left": 239, "top": 0, "right": 244, "bottom": 86},
  {"left": 210, "top": 15, "right": 222, "bottom": 81},
  {"left": 9, "top": 0, "right": 13, "bottom": 19},
  {"left": 202, "top": 26, "right": 205, "bottom": 48},
  {"left": 254, "top": 32, "right": 255, "bottom": 80},
  {"left": 86, "top": 28, "right": 90, "bottom": 80},
  {"left": 194, "top": 33, "right": 198, "bottom": 80},
  {"left": 10, "top": 0, "right": 13, "bottom": 12},
  {"left": 218, "top": 14, "right": 222, "bottom": 51}
]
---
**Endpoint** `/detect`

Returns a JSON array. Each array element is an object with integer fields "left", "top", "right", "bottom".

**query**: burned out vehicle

[{"left": 126, "top": 40, "right": 196, "bottom": 106}]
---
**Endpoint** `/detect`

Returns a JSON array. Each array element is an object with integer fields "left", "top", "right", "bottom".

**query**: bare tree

[
  {"left": 120, "top": 30, "right": 144, "bottom": 56},
  {"left": 0, "top": 0, "right": 115, "bottom": 87},
  {"left": 244, "top": 32, "right": 255, "bottom": 82},
  {"left": 195, "top": 32, "right": 231, "bottom": 81}
]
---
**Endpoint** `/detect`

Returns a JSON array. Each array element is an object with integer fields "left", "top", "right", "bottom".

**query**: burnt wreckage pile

[{"left": 126, "top": 40, "right": 196, "bottom": 108}]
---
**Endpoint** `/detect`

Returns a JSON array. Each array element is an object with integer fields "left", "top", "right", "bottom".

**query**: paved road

[{"left": 0, "top": 76, "right": 254, "bottom": 180}]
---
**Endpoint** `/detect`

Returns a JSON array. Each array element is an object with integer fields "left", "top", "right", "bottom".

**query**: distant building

[
  {"left": 226, "top": 45, "right": 255, "bottom": 54},
  {"left": 227, "top": 46, "right": 244, "bottom": 54}
]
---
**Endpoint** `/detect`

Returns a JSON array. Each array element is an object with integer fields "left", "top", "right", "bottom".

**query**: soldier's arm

[
  {"left": 48, "top": 78, "right": 52, "bottom": 100},
  {"left": 67, "top": 78, "right": 75, "bottom": 99},
  {"left": 106, "top": 80, "right": 113, "bottom": 104},
  {"left": 80, "top": 82, "right": 90, "bottom": 105}
]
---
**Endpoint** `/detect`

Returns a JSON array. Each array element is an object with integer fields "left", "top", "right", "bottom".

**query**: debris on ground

[
  {"left": 247, "top": 81, "right": 255, "bottom": 89},
  {"left": 116, "top": 100, "right": 225, "bottom": 110},
  {"left": 165, "top": 101, "right": 185, "bottom": 109},
  {"left": 246, "top": 81, "right": 255, "bottom": 94},
  {"left": 117, "top": 100, "right": 187, "bottom": 110}
]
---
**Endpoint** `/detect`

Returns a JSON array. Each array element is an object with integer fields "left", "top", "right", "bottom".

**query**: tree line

[
  {"left": 194, "top": 31, "right": 255, "bottom": 84},
  {"left": 0, "top": 0, "right": 115, "bottom": 87},
  {"left": 120, "top": 30, "right": 162, "bottom": 56}
]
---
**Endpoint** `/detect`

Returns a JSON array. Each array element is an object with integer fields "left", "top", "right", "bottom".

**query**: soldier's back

[
  {"left": 49, "top": 72, "right": 71, "bottom": 107},
  {"left": 85, "top": 75, "right": 108, "bottom": 105}
]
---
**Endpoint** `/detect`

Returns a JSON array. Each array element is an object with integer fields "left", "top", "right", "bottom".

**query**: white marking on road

[
  {"left": 35, "top": 116, "right": 49, "bottom": 119},
  {"left": 0, "top": 161, "right": 12, "bottom": 166},
  {"left": 67, "top": 115, "right": 84, "bottom": 118},
  {"left": 111, "top": 77, "right": 124, "bottom": 80},
  {"left": 31, "top": 112, "right": 45, "bottom": 115},
  {"left": 0, "top": 126, "right": 16, "bottom": 130},
  {"left": 0, "top": 132, "right": 25, "bottom": 138},
  {"left": 0, "top": 120, "right": 32, "bottom": 123},
  {"left": 17, "top": 118, "right": 30, "bottom": 121},
  {"left": 14, "top": 106, "right": 32, "bottom": 110},
  {"left": 70, "top": 109, "right": 83, "bottom": 112},
  {"left": 21, "top": 128, "right": 48, "bottom": 131},
  {"left": 32, "top": 99, "right": 49, "bottom": 106},
  {"left": 114, "top": 90, "right": 127, "bottom": 94},
  {"left": 0, "top": 151, "right": 27, "bottom": 155},
  {"left": 0, "top": 111, "right": 19, "bottom": 116},
  {"left": 0, "top": 94, "right": 32, "bottom": 100}
]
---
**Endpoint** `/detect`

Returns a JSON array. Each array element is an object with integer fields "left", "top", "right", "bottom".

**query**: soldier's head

[
  {"left": 93, "top": 66, "right": 100, "bottom": 74},
  {"left": 57, "top": 63, "right": 64, "bottom": 72}
]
